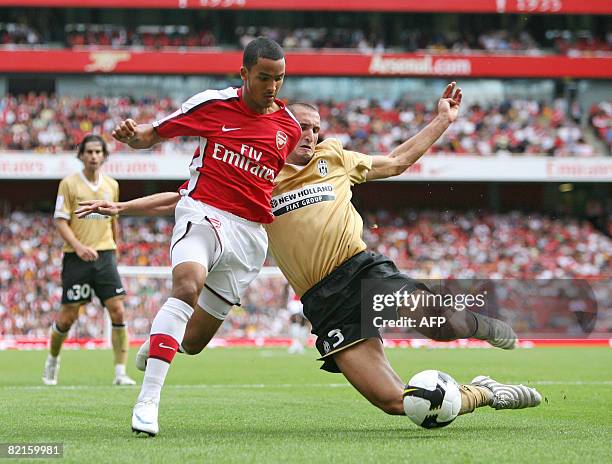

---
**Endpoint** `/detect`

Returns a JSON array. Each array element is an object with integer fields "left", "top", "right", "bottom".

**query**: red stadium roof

[
  {"left": 0, "top": 0, "right": 610, "bottom": 14},
  {"left": 1, "top": 50, "right": 610, "bottom": 78}
]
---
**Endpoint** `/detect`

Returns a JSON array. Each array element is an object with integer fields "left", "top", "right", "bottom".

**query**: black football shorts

[
  {"left": 301, "top": 251, "right": 426, "bottom": 373},
  {"left": 61, "top": 250, "right": 125, "bottom": 306}
]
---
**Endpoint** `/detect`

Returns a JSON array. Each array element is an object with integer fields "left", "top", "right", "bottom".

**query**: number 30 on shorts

[{"left": 66, "top": 283, "right": 91, "bottom": 301}]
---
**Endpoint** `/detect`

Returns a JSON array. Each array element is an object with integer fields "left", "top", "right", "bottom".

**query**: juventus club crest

[
  {"left": 276, "top": 131, "right": 288, "bottom": 150},
  {"left": 317, "top": 159, "right": 328, "bottom": 177}
]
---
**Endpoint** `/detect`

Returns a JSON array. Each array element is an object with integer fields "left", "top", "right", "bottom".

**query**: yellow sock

[
  {"left": 459, "top": 385, "right": 493, "bottom": 415},
  {"left": 111, "top": 324, "right": 129, "bottom": 366},
  {"left": 49, "top": 322, "right": 69, "bottom": 357}
]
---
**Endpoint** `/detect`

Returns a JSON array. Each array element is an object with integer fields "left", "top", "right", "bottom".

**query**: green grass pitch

[{"left": 1, "top": 347, "right": 611, "bottom": 463}]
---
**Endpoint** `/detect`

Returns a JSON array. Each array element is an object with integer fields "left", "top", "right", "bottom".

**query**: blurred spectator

[{"left": 589, "top": 101, "right": 612, "bottom": 153}]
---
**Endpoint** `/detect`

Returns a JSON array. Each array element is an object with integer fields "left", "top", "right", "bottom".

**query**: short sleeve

[
  {"left": 54, "top": 178, "right": 72, "bottom": 220},
  {"left": 152, "top": 90, "right": 220, "bottom": 139},
  {"left": 336, "top": 141, "right": 372, "bottom": 185}
]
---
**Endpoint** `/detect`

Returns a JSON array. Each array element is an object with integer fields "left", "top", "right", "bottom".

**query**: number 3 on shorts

[{"left": 328, "top": 329, "right": 344, "bottom": 349}]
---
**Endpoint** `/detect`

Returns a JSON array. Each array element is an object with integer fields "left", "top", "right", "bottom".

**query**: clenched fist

[{"left": 112, "top": 119, "right": 138, "bottom": 144}]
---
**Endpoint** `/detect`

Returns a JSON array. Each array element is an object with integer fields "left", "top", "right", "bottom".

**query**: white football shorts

[{"left": 170, "top": 196, "right": 268, "bottom": 320}]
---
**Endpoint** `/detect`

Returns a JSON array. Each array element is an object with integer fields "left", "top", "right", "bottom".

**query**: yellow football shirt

[
  {"left": 265, "top": 138, "right": 372, "bottom": 296},
  {"left": 54, "top": 171, "right": 119, "bottom": 252}
]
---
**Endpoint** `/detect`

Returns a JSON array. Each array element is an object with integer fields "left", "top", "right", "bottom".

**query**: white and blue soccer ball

[{"left": 403, "top": 370, "right": 461, "bottom": 429}]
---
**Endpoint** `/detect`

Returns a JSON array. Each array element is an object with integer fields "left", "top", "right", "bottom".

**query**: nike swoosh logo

[
  {"left": 115, "top": 288, "right": 124, "bottom": 293},
  {"left": 158, "top": 343, "right": 176, "bottom": 351},
  {"left": 222, "top": 125, "right": 241, "bottom": 132}
]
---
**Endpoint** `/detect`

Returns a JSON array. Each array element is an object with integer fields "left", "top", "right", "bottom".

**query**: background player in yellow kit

[{"left": 43, "top": 134, "right": 135, "bottom": 387}]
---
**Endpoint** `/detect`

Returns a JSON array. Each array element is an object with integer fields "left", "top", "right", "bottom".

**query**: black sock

[{"left": 470, "top": 312, "right": 493, "bottom": 340}]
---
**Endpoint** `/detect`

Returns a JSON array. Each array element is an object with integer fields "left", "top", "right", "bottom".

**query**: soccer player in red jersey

[{"left": 110, "top": 37, "right": 301, "bottom": 436}]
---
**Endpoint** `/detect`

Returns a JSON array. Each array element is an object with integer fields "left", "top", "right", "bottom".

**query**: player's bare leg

[
  {"left": 180, "top": 306, "right": 224, "bottom": 355},
  {"left": 132, "top": 261, "right": 206, "bottom": 437},
  {"left": 333, "top": 338, "right": 495, "bottom": 418},
  {"left": 105, "top": 295, "right": 136, "bottom": 386},
  {"left": 333, "top": 338, "right": 405, "bottom": 415},
  {"left": 43, "top": 303, "right": 80, "bottom": 385},
  {"left": 400, "top": 289, "right": 517, "bottom": 349}
]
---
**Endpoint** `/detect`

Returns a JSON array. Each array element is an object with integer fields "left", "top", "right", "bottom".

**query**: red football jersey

[{"left": 153, "top": 86, "right": 301, "bottom": 223}]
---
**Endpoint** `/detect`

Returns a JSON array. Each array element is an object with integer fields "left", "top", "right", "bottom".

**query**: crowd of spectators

[
  {"left": 236, "top": 26, "right": 384, "bottom": 53},
  {"left": 319, "top": 97, "right": 604, "bottom": 157},
  {"left": 0, "top": 210, "right": 609, "bottom": 338},
  {"left": 1, "top": 20, "right": 610, "bottom": 56},
  {"left": 65, "top": 24, "right": 216, "bottom": 49},
  {"left": 362, "top": 210, "right": 610, "bottom": 279},
  {"left": 0, "top": 22, "right": 41, "bottom": 46},
  {"left": 0, "top": 94, "right": 197, "bottom": 155},
  {"left": 1, "top": 94, "right": 607, "bottom": 157}
]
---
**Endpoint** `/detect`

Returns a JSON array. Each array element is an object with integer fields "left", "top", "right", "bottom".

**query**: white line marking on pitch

[
  {"left": 1, "top": 380, "right": 612, "bottom": 391},
  {"left": 0, "top": 383, "right": 351, "bottom": 391}
]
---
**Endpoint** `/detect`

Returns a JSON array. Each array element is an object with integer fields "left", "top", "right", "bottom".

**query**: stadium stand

[
  {"left": 1, "top": 95, "right": 608, "bottom": 156},
  {"left": 1, "top": 18, "right": 610, "bottom": 55},
  {"left": 1, "top": 210, "right": 609, "bottom": 338}
]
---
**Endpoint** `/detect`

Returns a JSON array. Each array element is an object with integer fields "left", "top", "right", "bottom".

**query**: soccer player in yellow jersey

[
  {"left": 43, "top": 135, "right": 136, "bottom": 387},
  {"left": 78, "top": 83, "right": 541, "bottom": 427}
]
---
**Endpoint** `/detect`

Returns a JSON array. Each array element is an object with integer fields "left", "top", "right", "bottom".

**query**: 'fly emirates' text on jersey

[
  {"left": 264, "top": 139, "right": 373, "bottom": 296},
  {"left": 153, "top": 87, "right": 301, "bottom": 223}
]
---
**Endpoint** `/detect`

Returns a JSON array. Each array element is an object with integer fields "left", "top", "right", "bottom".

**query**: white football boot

[
  {"left": 113, "top": 374, "right": 137, "bottom": 386},
  {"left": 471, "top": 375, "right": 542, "bottom": 409},
  {"left": 132, "top": 398, "right": 159, "bottom": 437},
  {"left": 135, "top": 338, "right": 150, "bottom": 372},
  {"left": 42, "top": 356, "right": 60, "bottom": 386}
]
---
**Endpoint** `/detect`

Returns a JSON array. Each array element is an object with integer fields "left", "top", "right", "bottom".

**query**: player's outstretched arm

[
  {"left": 76, "top": 192, "right": 180, "bottom": 218},
  {"left": 112, "top": 119, "right": 164, "bottom": 149},
  {"left": 367, "top": 82, "right": 462, "bottom": 181}
]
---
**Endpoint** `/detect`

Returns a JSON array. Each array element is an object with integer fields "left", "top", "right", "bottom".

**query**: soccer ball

[{"left": 403, "top": 370, "right": 461, "bottom": 429}]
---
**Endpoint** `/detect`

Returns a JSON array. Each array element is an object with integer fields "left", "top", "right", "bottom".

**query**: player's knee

[
  {"left": 58, "top": 305, "right": 79, "bottom": 327},
  {"left": 172, "top": 280, "right": 201, "bottom": 308},
  {"left": 55, "top": 318, "right": 73, "bottom": 332},
  {"left": 106, "top": 302, "right": 125, "bottom": 324}
]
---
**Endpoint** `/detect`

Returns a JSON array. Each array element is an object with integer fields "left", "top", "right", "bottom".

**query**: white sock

[
  {"left": 150, "top": 297, "right": 194, "bottom": 341},
  {"left": 115, "top": 364, "right": 126, "bottom": 377},
  {"left": 137, "top": 359, "right": 169, "bottom": 402},
  {"left": 46, "top": 354, "right": 58, "bottom": 363},
  {"left": 137, "top": 298, "right": 194, "bottom": 402}
]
